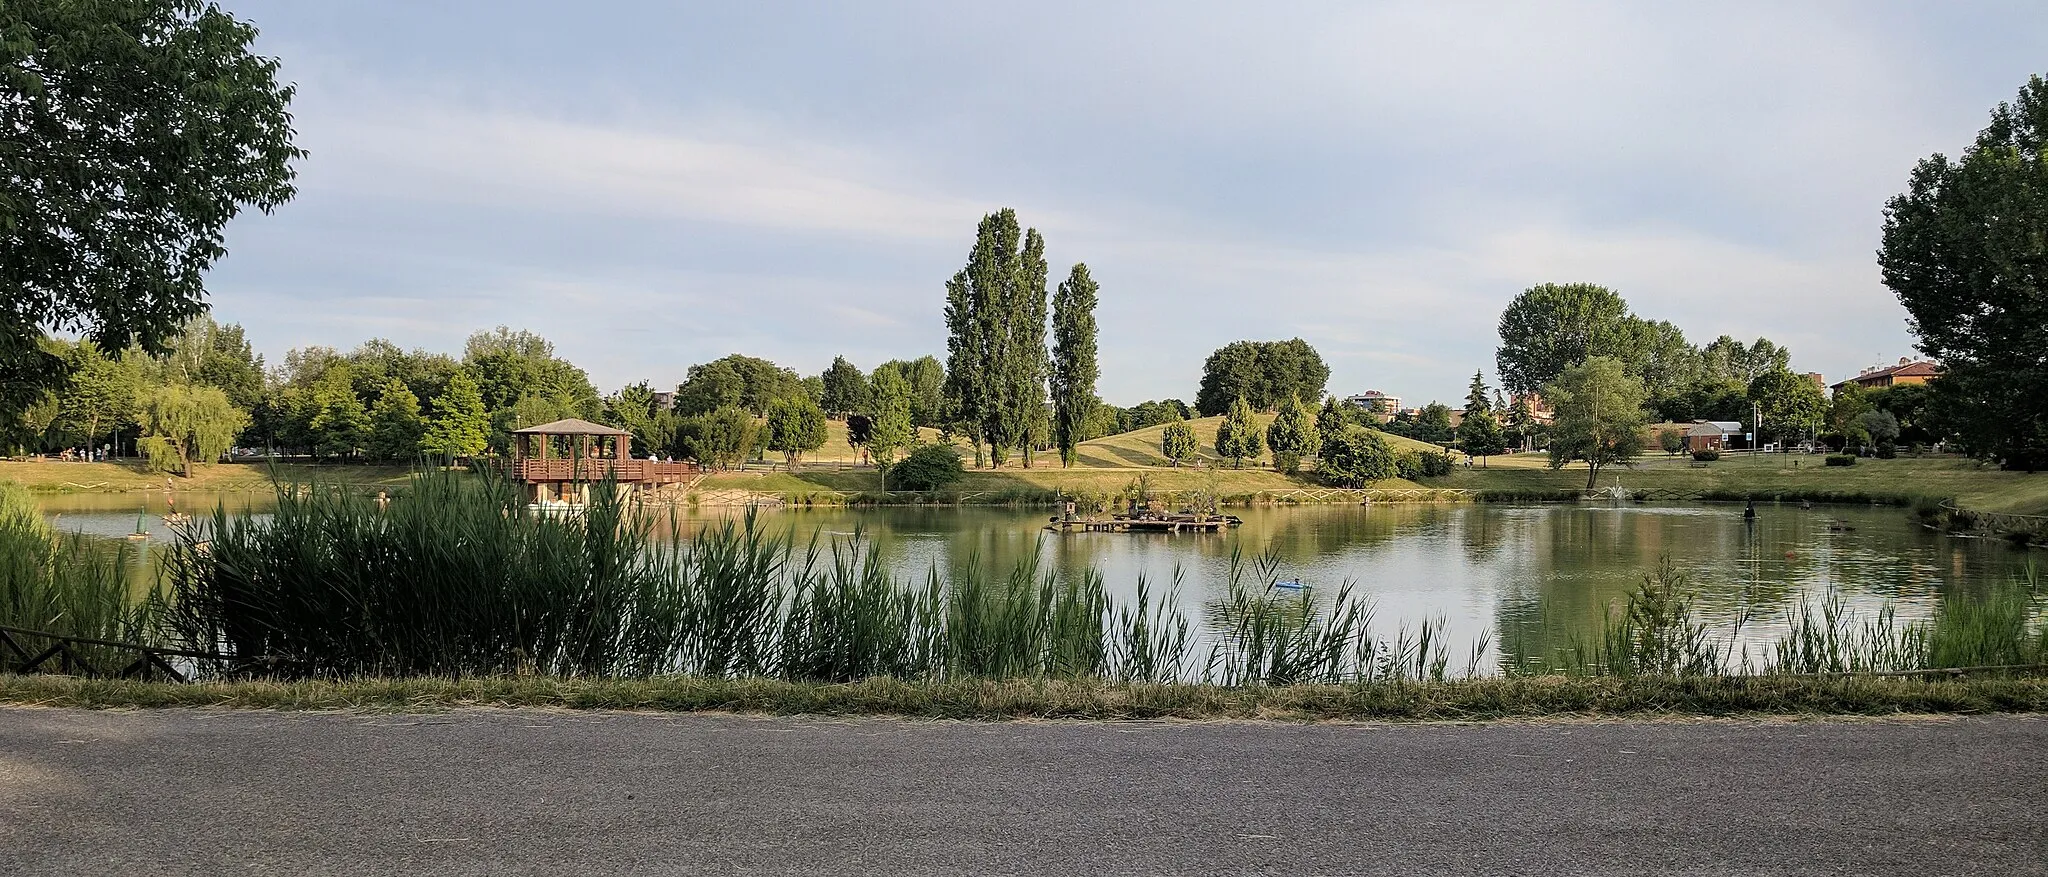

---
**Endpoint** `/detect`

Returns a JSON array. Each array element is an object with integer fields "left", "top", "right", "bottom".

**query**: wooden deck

[
  {"left": 1045, "top": 514, "right": 1242, "bottom": 534},
  {"left": 511, "top": 459, "right": 700, "bottom": 485}
]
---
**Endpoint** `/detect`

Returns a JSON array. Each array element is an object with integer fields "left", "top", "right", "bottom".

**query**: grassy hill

[{"left": 1072, "top": 415, "right": 1447, "bottom": 469}]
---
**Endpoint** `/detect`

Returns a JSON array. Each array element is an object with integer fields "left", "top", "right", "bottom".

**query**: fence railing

[{"left": 0, "top": 624, "right": 226, "bottom": 683}]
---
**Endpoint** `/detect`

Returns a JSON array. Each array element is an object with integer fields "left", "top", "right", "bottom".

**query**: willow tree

[
  {"left": 137, "top": 384, "right": 248, "bottom": 477},
  {"left": 1049, "top": 263, "right": 1100, "bottom": 467}
]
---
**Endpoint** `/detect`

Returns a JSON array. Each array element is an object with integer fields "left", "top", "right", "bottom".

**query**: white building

[{"left": 1343, "top": 390, "right": 1402, "bottom": 413}]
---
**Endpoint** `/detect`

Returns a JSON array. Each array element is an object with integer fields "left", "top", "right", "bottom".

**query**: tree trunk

[{"left": 1584, "top": 461, "right": 1600, "bottom": 491}]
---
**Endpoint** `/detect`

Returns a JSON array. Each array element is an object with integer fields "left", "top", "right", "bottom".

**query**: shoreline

[{"left": 4, "top": 673, "right": 2044, "bottom": 720}]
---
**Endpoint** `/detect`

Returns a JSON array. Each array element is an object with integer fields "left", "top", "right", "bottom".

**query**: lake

[{"left": 37, "top": 493, "right": 2034, "bottom": 671}]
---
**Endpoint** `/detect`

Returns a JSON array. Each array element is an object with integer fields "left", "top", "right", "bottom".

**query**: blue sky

[{"left": 206, "top": 1, "right": 2048, "bottom": 406}]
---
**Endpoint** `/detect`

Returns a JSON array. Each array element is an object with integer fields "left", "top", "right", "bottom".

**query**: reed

[
  {"left": 0, "top": 482, "right": 158, "bottom": 669},
  {"left": 1564, "top": 560, "right": 1735, "bottom": 677}
]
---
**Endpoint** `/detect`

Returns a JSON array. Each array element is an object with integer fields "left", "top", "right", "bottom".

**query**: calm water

[{"left": 38, "top": 493, "right": 2035, "bottom": 668}]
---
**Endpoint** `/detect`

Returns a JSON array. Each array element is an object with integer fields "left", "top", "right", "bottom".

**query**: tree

[
  {"left": 605, "top": 382, "right": 677, "bottom": 457},
  {"left": 1869, "top": 383, "right": 1942, "bottom": 446},
  {"left": 1194, "top": 339, "right": 1330, "bottom": 415},
  {"left": 1545, "top": 357, "right": 1647, "bottom": 490},
  {"left": 675, "top": 407, "right": 757, "bottom": 470},
  {"left": 944, "top": 209, "right": 1023, "bottom": 467},
  {"left": 53, "top": 342, "right": 139, "bottom": 455},
  {"left": 1, "top": 1, "right": 302, "bottom": 421},
  {"left": 366, "top": 378, "right": 424, "bottom": 462},
  {"left": 1160, "top": 420, "right": 1197, "bottom": 468},
  {"left": 135, "top": 384, "right": 248, "bottom": 477},
  {"left": 1214, "top": 396, "right": 1265, "bottom": 468},
  {"left": 1826, "top": 383, "right": 1873, "bottom": 438},
  {"left": 1315, "top": 396, "right": 1354, "bottom": 454},
  {"left": 1415, "top": 403, "right": 1455, "bottom": 444},
  {"left": 421, "top": 371, "right": 489, "bottom": 462},
  {"left": 1127, "top": 399, "right": 1193, "bottom": 430},
  {"left": 1657, "top": 427, "right": 1686, "bottom": 456},
  {"left": 1855, "top": 410, "right": 1901, "bottom": 449},
  {"left": 1463, "top": 371, "right": 1493, "bottom": 419},
  {"left": 891, "top": 443, "right": 965, "bottom": 492},
  {"left": 1049, "top": 263, "right": 1100, "bottom": 467},
  {"left": 674, "top": 359, "right": 746, "bottom": 416},
  {"left": 766, "top": 398, "right": 827, "bottom": 470},
  {"left": 1459, "top": 410, "right": 1507, "bottom": 466},
  {"left": 1006, "top": 229, "right": 1051, "bottom": 468},
  {"left": 1700, "top": 336, "right": 1791, "bottom": 386},
  {"left": 867, "top": 366, "right": 914, "bottom": 488},
  {"left": 308, "top": 365, "right": 369, "bottom": 460},
  {"left": 1747, "top": 369, "right": 1826, "bottom": 448},
  {"left": 819, "top": 356, "right": 869, "bottom": 419},
  {"left": 1880, "top": 75, "right": 2048, "bottom": 469},
  {"left": 1266, "top": 395, "right": 1318, "bottom": 474},
  {"left": 876, "top": 356, "right": 947, "bottom": 428},
  {"left": 1319, "top": 426, "right": 1397, "bottom": 487},
  {"left": 1618, "top": 318, "right": 1704, "bottom": 408},
  {"left": 163, "top": 317, "right": 265, "bottom": 411},
  {"left": 1494, "top": 283, "right": 1634, "bottom": 396},
  {"left": 1504, "top": 395, "right": 1540, "bottom": 452}
]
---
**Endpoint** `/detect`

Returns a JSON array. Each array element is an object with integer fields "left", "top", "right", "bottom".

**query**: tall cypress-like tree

[
  {"left": 1005, "top": 229, "right": 1049, "bottom": 467},
  {"left": 943, "top": 210, "right": 1022, "bottom": 467},
  {"left": 1049, "top": 263, "right": 1100, "bottom": 467},
  {"left": 1464, "top": 370, "right": 1493, "bottom": 418}
]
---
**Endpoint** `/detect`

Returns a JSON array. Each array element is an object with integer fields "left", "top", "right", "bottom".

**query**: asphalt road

[{"left": 1, "top": 709, "right": 2041, "bottom": 876}]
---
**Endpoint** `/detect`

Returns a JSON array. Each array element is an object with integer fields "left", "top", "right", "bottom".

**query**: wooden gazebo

[{"left": 509, "top": 418, "right": 698, "bottom": 503}]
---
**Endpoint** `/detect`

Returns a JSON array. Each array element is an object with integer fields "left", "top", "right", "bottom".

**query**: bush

[
  {"left": 1825, "top": 454, "right": 1857, "bottom": 467},
  {"left": 1271, "top": 451, "right": 1302, "bottom": 475},
  {"left": 1394, "top": 451, "right": 1423, "bottom": 480},
  {"left": 1692, "top": 449, "right": 1720, "bottom": 462},
  {"left": 1874, "top": 441, "right": 1897, "bottom": 459},
  {"left": 1420, "top": 450, "right": 1453, "bottom": 477},
  {"left": 889, "top": 442, "right": 966, "bottom": 491}
]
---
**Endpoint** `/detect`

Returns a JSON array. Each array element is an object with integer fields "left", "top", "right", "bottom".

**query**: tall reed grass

[
  {"left": 0, "top": 482, "right": 159, "bottom": 670},
  {"left": 9, "top": 468, "right": 2039, "bottom": 687}
]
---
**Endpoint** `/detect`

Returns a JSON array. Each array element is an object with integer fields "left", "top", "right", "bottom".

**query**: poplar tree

[
  {"left": 1006, "top": 229, "right": 1049, "bottom": 467},
  {"left": 867, "top": 366, "right": 913, "bottom": 489},
  {"left": 1049, "top": 263, "right": 1100, "bottom": 467},
  {"left": 943, "top": 210, "right": 1021, "bottom": 467}
]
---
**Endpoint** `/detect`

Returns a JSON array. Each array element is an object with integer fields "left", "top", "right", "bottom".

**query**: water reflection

[{"left": 38, "top": 493, "right": 2031, "bottom": 671}]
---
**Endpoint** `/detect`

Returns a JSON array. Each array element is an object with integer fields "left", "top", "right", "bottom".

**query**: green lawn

[
  {"left": 0, "top": 459, "right": 416, "bottom": 494},
  {"left": 1445, "top": 452, "right": 2048, "bottom": 514}
]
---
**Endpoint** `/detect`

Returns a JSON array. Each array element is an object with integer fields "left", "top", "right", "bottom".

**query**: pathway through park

[{"left": 1, "top": 708, "right": 2041, "bottom": 875}]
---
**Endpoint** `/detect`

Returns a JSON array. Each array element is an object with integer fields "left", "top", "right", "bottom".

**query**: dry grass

[{"left": 5, "top": 673, "right": 2043, "bottom": 720}]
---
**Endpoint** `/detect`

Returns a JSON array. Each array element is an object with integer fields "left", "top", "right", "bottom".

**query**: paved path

[{"left": 1, "top": 709, "right": 2041, "bottom": 876}]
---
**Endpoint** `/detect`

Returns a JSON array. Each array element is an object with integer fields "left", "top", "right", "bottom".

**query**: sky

[{"left": 203, "top": 1, "right": 2048, "bottom": 407}]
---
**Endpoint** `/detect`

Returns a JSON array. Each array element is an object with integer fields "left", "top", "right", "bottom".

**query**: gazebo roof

[{"left": 512, "top": 418, "right": 632, "bottom": 436}]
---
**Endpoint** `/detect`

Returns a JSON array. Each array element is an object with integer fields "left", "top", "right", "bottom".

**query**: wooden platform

[{"left": 1045, "top": 514, "right": 1242, "bottom": 534}]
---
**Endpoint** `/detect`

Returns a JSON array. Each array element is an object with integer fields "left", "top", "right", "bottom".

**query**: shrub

[
  {"left": 1318, "top": 426, "right": 1396, "bottom": 487},
  {"left": 1420, "top": 450, "right": 1453, "bottom": 477},
  {"left": 1394, "top": 450, "right": 1423, "bottom": 480},
  {"left": 1691, "top": 449, "right": 1720, "bottom": 462},
  {"left": 1825, "top": 454, "right": 1857, "bottom": 467},
  {"left": 1874, "top": 441, "right": 1897, "bottom": 459},
  {"left": 890, "top": 443, "right": 966, "bottom": 491}
]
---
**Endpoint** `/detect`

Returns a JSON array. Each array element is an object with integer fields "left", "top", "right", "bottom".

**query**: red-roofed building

[{"left": 1832, "top": 358, "right": 1940, "bottom": 392}]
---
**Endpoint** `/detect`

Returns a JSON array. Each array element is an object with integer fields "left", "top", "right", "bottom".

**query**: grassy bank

[
  {"left": 0, "top": 459, "right": 415, "bottom": 494},
  {"left": 4, "top": 673, "right": 2043, "bottom": 720}
]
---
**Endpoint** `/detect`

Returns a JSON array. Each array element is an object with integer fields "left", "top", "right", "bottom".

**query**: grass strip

[{"left": 4, "top": 674, "right": 2044, "bottom": 721}]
